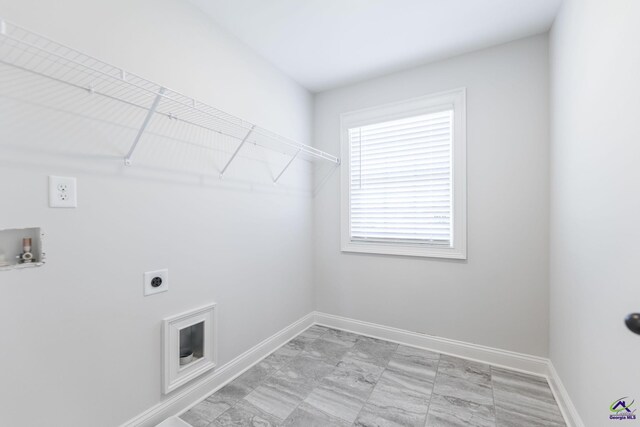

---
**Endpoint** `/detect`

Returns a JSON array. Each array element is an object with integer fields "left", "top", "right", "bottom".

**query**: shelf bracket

[
  {"left": 219, "top": 125, "right": 255, "bottom": 178},
  {"left": 124, "top": 87, "right": 165, "bottom": 166},
  {"left": 274, "top": 149, "right": 301, "bottom": 184}
]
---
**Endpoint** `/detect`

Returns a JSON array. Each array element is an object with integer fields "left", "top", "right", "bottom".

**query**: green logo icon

[
  {"left": 611, "top": 398, "right": 635, "bottom": 414},
  {"left": 610, "top": 397, "right": 637, "bottom": 421}
]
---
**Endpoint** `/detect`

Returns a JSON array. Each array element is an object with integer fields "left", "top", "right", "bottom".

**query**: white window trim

[{"left": 340, "top": 88, "right": 467, "bottom": 259}]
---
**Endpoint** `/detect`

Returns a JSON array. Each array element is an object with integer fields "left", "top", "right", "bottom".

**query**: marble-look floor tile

[
  {"left": 437, "top": 355, "right": 492, "bottom": 383},
  {"left": 299, "top": 325, "right": 330, "bottom": 340},
  {"left": 180, "top": 400, "right": 231, "bottom": 426},
  {"left": 433, "top": 356, "right": 493, "bottom": 406},
  {"left": 337, "top": 353, "right": 386, "bottom": 380},
  {"left": 491, "top": 368, "right": 565, "bottom": 427},
  {"left": 237, "top": 361, "right": 275, "bottom": 384},
  {"left": 302, "top": 337, "right": 351, "bottom": 365},
  {"left": 207, "top": 362, "right": 274, "bottom": 406},
  {"left": 354, "top": 368, "right": 432, "bottom": 427},
  {"left": 211, "top": 399, "right": 281, "bottom": 427},
  {"left": 206, "top": 383, "right": 252, "bottom": 407},
  {"left": 286, "top": 353, "right": 337, "bottom": 384},
  {"left": 282, "top": 402, "right": 351, "bottom": 427},
  {"left": 425, "top": 393, "right": 496, "bottom": 427},
  {"left": 386, "top": 345, "right": 439, "bottom": 383},
  {"left": 493, "top": 409, "right": 565, "bottom": 427},
  {"left": 320, "top": 328, "right": 359, "bottom": 347},
  {"left": 348, "top": 336, "right": 399, "bottom": 368},
  {"left": 316, "top": 361, "right": 381, "bottom": 393},
  {"left": 243, "top": 361, "right": 318, "bottom": 420},
  {"left": 433, "top": 373, "right": 494, "bottom": 407},
  {"left": 286, "top": 334, "right": 316, "bottom": 352},
  {"left": 372, "top": 368, "right": 434, "bottom": 404},
  {"left": 304, "top": 386, "right": 366, "bottom": 424},
  {"left": 261, "top": 341, "right": 302, "bottom": 372},
  {"left": 395, "top": 344, "right": 441, "bottom": 360},
  {"left": 286, "top": 325, "right": 329, "bottom": 352},
  {"left": 180, "top": 411, "right": 212, "bottom": 427},
  {"left": 304, "top": 361, "right": 381, "bottom": 423},
  {"left": 355, "top": 401, "right": 427, "bottom": 427},
  {"left": 184, "top": 328, "right": 567, "bottom": 427}
]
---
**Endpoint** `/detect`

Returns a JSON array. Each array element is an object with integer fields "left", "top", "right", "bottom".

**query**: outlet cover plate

[
  {"left": 49, "top": 176, "right": 77, "bottom": 208},
  {"left": 144, "top": 269, "right": 168, "bottom": 296}
]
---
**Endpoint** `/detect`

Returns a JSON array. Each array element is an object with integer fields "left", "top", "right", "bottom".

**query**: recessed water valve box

[{"left": 0, "top": 227, "right": 45, "bottom": 271}]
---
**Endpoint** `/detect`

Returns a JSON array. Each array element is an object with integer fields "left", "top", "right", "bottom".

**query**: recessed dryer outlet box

[{"left": 144, "top": 269, "right": 168, "bottom": 296}]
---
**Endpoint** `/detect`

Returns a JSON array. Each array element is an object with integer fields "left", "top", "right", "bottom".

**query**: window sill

[{"left": 341, "top": 241, "right": 466, "bottom": 259}]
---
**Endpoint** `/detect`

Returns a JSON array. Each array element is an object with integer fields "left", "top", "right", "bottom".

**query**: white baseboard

[
  {"left": 119, "top": 312, "right": 315, "bottom": 427},
  {"left": 546, "top": 361, "right": 585, "bottom": 427},
  {"left": 121, "top": 310, "right": 583, "bottom": 427},
  {"left": 313, "top": 312, "right": 549, "bottom": 376}
]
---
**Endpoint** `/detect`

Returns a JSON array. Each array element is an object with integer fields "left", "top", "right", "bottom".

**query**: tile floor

[{"left": 180, "top": 325, "right": 565, "bottom": 427}]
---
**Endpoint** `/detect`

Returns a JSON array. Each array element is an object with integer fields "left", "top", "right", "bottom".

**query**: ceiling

[{"left": 188, "top": 0, "right": 562, "bottom": 92}]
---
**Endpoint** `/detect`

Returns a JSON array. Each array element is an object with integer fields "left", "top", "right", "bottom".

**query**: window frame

[{"left": 340, "top": 88, "right": 467, "bottom": 259}]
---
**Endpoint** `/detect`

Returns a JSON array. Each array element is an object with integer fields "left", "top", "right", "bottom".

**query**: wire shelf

[{"left": 0, "top": 19, "right": 339, "bottom": 181}]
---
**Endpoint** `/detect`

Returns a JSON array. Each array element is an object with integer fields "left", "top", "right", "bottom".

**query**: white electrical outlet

[
  {"left": 49, "top": 176, "right": 77, "bottom": 208},
  {"left": 144, "top": 269, "right": 169, "bottom": 296}
]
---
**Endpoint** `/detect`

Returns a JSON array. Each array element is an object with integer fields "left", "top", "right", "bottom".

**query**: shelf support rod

[
  {"left": 124, "top": 87, "right": 165, "bottom": 166},
  {"left": 274, "top": 149, "right": 301, "bottom": 184},
  {"left": 220, "top": 125, "right": 255, "bottom": 178}
]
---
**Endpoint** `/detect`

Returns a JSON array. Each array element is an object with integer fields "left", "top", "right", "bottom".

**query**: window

[{"left": 340, "top": 88, "right": 466, "bottom": 259}]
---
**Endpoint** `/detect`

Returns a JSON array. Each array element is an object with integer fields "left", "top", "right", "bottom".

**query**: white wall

[
  {"left": 0, "top": 1, "right": 315, "bottom": 426},
  {"left": 549, "top": 0, "right": 640, "bottom": 423},
  {"left": 313, "top": 35, "right": 550, "bottom": 357}
]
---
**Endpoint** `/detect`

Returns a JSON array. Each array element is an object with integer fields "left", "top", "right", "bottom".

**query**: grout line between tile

[
  {"left": 350, "top": 341, "right": 399, "bottom": 425},
  {"left": 421, "top": 353, "right": 442, "bottom": 427},
  {"left": 267, "top": 326, "right": 335, "bottom": 424},
  {"left": 289, "top": 331, "right": 362, "bottom": 425},
  {"left": 206, "top": 331, "right": 317, "bottom": 426},
  {"left": 490, "top": 365, "right": 499, "bottom": 427}
]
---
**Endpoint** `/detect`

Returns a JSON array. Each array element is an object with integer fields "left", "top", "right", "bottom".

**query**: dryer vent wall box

[{"left": 162, "top": 304, "right": 217, "bottom": 394}]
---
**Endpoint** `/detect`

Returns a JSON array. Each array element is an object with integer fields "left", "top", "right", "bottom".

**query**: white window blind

[{"left": 348, "top": 109, "right": 454, "bottom": 247}]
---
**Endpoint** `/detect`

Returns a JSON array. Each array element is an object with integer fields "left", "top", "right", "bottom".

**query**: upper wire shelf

[{"left": 0, "top": 19, "right": 339, "bottom": 182}]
